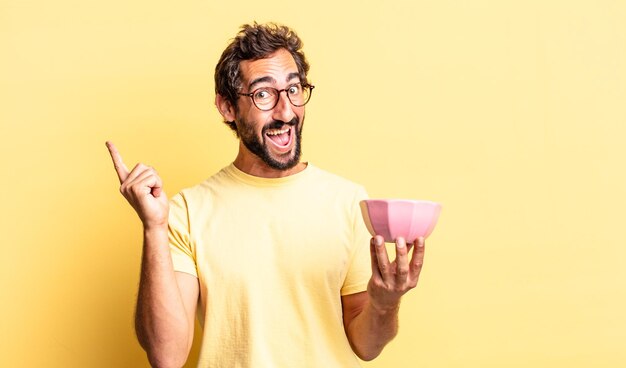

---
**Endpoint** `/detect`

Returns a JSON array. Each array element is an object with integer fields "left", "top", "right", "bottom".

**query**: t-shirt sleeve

[
  {"left": 168, "top": 192, "right": 198, "bottom": 277},
  {"left": 341, "top": 186, "right": 372, "bottom": 296}
]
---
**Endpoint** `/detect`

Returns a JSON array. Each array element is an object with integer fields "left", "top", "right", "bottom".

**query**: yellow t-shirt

[{"left": 169, "top": 163, "right": 372, "bottom": 368}]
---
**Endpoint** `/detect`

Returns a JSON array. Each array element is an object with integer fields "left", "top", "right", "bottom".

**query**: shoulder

[
  {"left": 169, "top": 166, "right": 233, "bottom": 212},
  {"left": 306, "top": 164, "right": 368, "bottom": 198},
  {"left": 302, "top": 166, "right": 369, "bottom": 219}
]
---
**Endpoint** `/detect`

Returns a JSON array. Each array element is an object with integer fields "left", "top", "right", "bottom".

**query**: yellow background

[{"left": 2, "top": 0, "right": 625, "bottom": 367}]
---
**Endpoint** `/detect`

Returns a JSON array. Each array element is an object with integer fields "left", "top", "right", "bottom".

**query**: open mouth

[{"left": 265, "top": 125, "right": 294, "bottom": 152}]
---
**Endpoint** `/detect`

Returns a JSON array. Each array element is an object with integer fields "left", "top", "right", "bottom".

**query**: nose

[{"left": 272, "top": 90, "right": 296, "bottom": 122}]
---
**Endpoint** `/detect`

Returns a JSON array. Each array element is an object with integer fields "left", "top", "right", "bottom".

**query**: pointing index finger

[{"left": 105, "top": 141, "right": 129, "bottom": 183}]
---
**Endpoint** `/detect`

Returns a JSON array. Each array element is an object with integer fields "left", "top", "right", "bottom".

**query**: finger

[
  {"left": 105, "top": 141, "right": 129, "bottom": 183},
  {"left": 125, "top": 166, "right": 157, "bottom": 192},
  {"left": 123, "top": 163, "right": 151, "bottom": 187},
  {"left": 395, "top": 237, "right": 409, "bottom": 284},
  {"left": 120, "top": 165, "right": 152, "bottom": 199},
  {"left": 409, "top": 236, "right": 426, "bottom": 280},
  {"left": 131, "top": 173, "right": 164, "bottom": 198},
  {"left": 369, "top": 238, "right": 383, "bottom": 282},
  {"left": 125, "top": 167, "right": 165, "bottom": 199},
  {"left": 151, "top": 185, "right": 163, "bottom": 198},
  {"left": 150, "top": 173, "right": 164, "bottom": 197},
  {"left": 373, "top": 235, "right": 392, "bottom": 283}
]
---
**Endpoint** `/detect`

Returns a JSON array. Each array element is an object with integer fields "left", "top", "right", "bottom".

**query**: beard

[{"left": 237, "top": 116, "right": 304, "bottom": 171}]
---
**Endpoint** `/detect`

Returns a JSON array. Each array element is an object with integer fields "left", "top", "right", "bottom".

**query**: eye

[
  {"left": 254, "top": 89, "right": 272, "bottom": 100},
  {"left": 288, "top": 85, "right": 301, "bottom": 95}
]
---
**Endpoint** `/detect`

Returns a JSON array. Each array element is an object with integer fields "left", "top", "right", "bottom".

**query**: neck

[{"left": 233, "top": 143, "right": 306, "bottom": 178}]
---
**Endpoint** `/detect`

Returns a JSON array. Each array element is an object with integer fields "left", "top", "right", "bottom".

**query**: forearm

[
  {"left": 346, "top": 301, "right": 399, "bottom": 361},
  {"left": 135, "top": 226, "right": 191, "bottom": 368}
]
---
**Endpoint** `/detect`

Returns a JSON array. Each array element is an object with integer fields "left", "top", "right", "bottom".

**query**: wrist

[
  {"left": 142, "top": 224, "right": 169, "bottom": 252},
  {"left": 369, "top": 300, "right": 400, "bottom": 317},
  {"left": 143, "top": 222, "right": 168, "bottom": 234}
]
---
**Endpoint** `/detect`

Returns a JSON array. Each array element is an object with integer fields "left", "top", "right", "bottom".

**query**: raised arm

[{"left": 106, "top": 141, "right": 198, "bottom": 368}]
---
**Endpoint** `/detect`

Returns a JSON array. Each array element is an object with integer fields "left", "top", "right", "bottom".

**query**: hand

[
  {"left": 367, "top": 235, "right": 425, "bottom": 313},
  {"left": 105, "top": 141, "right": 169, "bottom": 230}
]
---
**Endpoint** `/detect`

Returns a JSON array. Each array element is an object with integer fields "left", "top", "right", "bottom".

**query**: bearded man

[{"left": 107, "top": 23, "right": 426, "bottom": 368}]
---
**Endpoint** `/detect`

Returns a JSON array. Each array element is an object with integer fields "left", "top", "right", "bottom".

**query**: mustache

[{"left": 263, "top": 117, "right": 298, "bottom": 132}]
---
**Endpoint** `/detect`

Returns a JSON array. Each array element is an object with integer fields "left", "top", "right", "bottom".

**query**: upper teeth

[{"left": 267, "top": 128, "right": 289, "bottom": 136}]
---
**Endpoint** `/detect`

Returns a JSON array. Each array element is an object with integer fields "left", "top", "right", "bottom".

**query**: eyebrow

[{"left": 248, "top": 72, "right": 301, "bottom": 91}]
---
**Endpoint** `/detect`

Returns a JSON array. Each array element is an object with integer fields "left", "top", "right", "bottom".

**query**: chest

[{"left": 192, "top": 192, "right": 356, "bottom": 293}]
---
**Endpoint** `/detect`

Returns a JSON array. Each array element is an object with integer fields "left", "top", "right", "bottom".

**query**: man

[{"left": 106, "top": 23, "right": 426, "bottom": 368}]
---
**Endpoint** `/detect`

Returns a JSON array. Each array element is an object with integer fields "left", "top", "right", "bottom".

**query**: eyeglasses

[{"left": 238, "top": 83, "right": 315, "bottom": 111}]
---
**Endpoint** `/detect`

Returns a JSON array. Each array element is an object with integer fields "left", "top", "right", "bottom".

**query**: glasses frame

[{"left": 237, "top": 83, "right": 315, "bottom": 111}]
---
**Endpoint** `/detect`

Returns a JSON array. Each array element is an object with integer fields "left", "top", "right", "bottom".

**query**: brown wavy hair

[{"left": 214, "top": 22, "right": 310, "bottom": 132}]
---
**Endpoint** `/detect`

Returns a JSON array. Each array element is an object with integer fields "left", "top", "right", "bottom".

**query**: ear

[{"left": 215, "top": 94, "right": 237, "bottom": 122}]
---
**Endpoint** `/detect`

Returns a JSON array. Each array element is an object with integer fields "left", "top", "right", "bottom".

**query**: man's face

[{"left": 234, "top": 49, "right": 305, "bottom": 171}]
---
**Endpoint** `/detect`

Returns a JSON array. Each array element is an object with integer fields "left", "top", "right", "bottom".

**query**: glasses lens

[
  {"left": 287, "top": 84, "right": 305, "bottom": 106},
  {"left": 253, "top": 88, "right": 278, "bottom": 110},
  {"left": 288, "top": 84, "right": 311, "bottom": 107}
]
